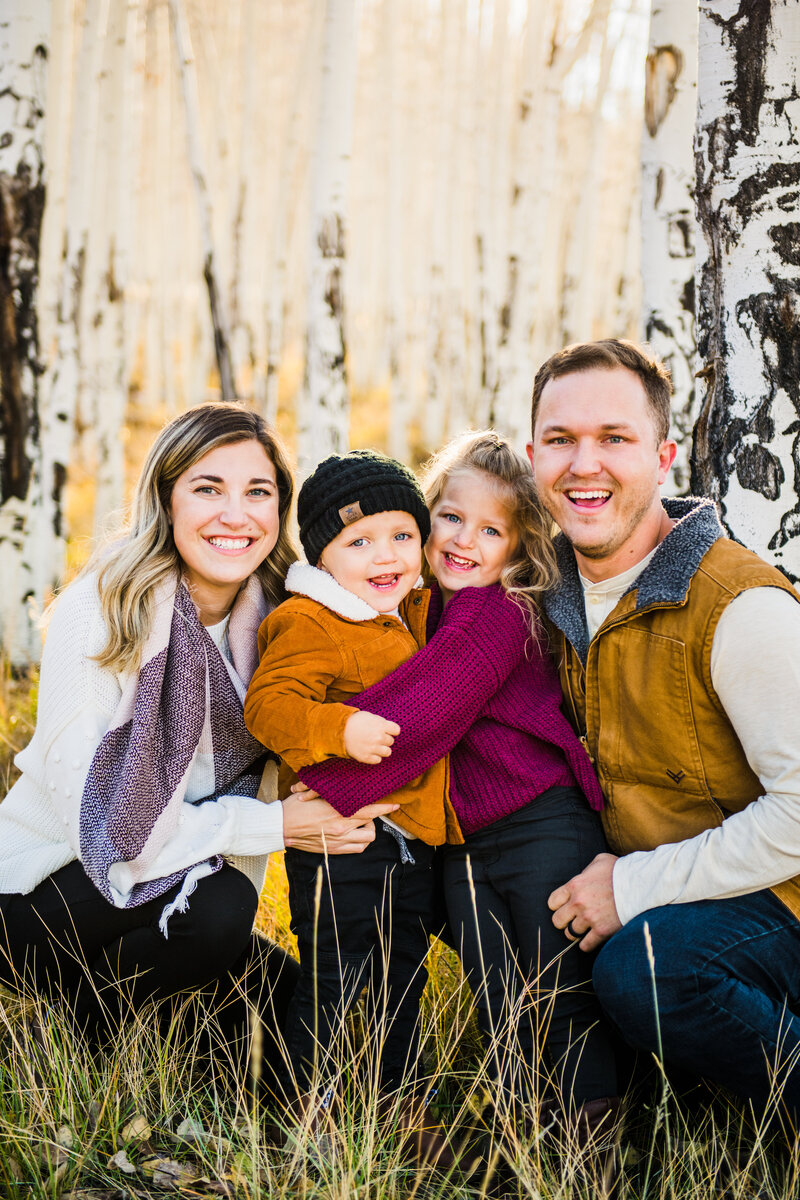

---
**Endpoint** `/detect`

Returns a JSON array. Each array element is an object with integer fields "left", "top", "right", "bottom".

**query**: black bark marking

[
  {"left": 769, "top": 222, "right": 800, "bottom": 267},
  {"left": 732, "top": 0, "right": 772, "bottom": 147},
  {"left": 736, "top": 442, "right": 783, "bottom": 500},
  {"left": 680, "top": 275, "right": 694, "bottom": 316},
  {"left": 731, "top": 162, "right": 800, "bottom": 224},
  {"left": 0, "top": 166, "right": 44, "bottom": 504},
  {"left": 202, "top": 252, "right": 236, "bottom": 401}
]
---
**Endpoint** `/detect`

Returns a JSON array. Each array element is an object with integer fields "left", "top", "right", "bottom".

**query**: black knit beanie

[{"left": 297, "top": 449, "right": 430, "bottom": 565}]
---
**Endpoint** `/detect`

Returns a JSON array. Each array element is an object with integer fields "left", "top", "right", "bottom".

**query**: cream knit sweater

[{"left": 0, "top": 573, "right": 284, "bottom": 901}]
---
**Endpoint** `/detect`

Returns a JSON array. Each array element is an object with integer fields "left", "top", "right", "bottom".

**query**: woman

[{"left": 0, "top": 403, "right": 397, "bottom": 1078}]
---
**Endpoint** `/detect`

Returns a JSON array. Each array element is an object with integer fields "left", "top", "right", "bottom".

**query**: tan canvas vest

[{"left": 555, "top": 537, "right": 800, "bottom": 920}]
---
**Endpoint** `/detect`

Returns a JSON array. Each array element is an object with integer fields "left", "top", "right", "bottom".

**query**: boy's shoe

[
  {"left": 279, "top": 1086, "right": 339, "bottom": 1169},
  {"left": 378, "top": 1089, "right": 458, "bottom": 1172}
]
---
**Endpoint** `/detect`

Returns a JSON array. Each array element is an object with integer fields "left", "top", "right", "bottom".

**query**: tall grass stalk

[{"left": 641, "top": 918, "right": 673, "bottom": 1200}]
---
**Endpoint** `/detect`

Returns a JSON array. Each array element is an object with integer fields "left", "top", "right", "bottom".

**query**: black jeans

[
  {"left": 0, "top": 860, "right": 299, "bottom": 1083},
  {"left": 442, "top": 787, "right": 618, "bottom": 1111},
  {"left": 284, "top": 823, "right": 437, "bottom": 1093}
]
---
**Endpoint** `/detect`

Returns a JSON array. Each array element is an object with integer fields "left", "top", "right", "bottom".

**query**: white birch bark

[
  {"left": 424, "top": 0, "right": 462, "bottom": 452},
  {"left": 35, "top": 0, "right": 105, "bottom": 623},
  {"left": 493, "top": 0, "right": 546, "bottom": 440},
  {"left": 0, "top": 0, "right": 49, "bottom": 664},
  {"left": 560, "top": 0, "right": 615, "bottom": 346},
  {"left": 641, "top": 0, "right": 698, "bottom": 494},
  {"left": 384, "top": 0, "right": 408, "bottom": 462},
  {"left": 85, "top": 0, "right": 141, "bottom": 530},
  {"left": 168, "top": 0, "right": 236, "bottom": 401},
  {"left": 297, "top": 0, "right": 357, "bottom": 473},
  {"left": 473, "top": 0, "right": 510, "bottom": 431},
  {"left": 692, "top": 0, "right": 800, "bottom": 580},
  {"left": 263, "top": 3, "right": 320, "bottom": 426}
]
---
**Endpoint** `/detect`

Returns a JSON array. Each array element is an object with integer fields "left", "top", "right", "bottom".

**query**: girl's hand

[
  {"left": 282, "top": 793, "right": 400, "bottom": 854},
  {"left": 290, "top": 781, "right": 321, "bottom": 802},
  {"left": 343, "top": 710, "right": 400, "bottom": 763}
]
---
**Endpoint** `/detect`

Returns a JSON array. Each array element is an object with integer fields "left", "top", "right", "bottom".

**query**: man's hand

[
  {"left": 548, "top": 852, "right": 621, "bottom": 952},
  {"left": 343, "top": 710, "right": 400, "bottom": 763},
  {"left": 282, "top": 793, "right": 400, "bottom": 854}
]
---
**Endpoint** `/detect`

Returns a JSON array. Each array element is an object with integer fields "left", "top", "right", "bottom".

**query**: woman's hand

[
  {"left": 290, "top": 781, "right": 320, "bottom": 802},
  {"left": 282, "top": 792, "right": 399, "bottom": 854},
  {"left": 343, "top": 710, "right": 400, "bottom": 763}
]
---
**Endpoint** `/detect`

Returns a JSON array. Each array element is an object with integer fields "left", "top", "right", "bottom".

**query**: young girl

[{"left": 298, "top": 431, "right": 619, "bottom": 1138}]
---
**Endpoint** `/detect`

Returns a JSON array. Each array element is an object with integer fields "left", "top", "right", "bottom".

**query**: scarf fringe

[{"left": 158, "top": 859, "right": 217, "bottom": 937}]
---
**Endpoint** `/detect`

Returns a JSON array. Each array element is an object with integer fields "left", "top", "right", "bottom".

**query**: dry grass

[{"left": 2, "top": 678, "right": 800, "bottom": 1198}]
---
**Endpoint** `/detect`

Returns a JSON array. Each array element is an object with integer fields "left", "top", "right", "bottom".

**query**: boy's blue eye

[
  {"left": 351, "top": 537, "right": 367, "bottom": 547},
  {"left": 394, "top": 531, "right": 412, "bottom": 541}
]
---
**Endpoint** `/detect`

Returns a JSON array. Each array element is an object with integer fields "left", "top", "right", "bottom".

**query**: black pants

[
  {"left": 0, "top": 860, "right": 299, "bottom": 1084},
  {"left": 442, "top": 788, "right": 618, "bottom": 1111},
  {"left": 284, "top": 824, "right": 437, "bottom": 1093}
]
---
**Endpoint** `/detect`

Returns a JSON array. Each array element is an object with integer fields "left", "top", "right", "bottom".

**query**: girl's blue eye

[
  {"left": 484, "top": 527, "right": 500, "bottom": 537},
  {"left": 442, "top": 512, "right": 460, "bottom": 523}
]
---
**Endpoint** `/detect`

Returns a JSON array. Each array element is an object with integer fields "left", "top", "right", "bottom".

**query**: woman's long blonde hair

[
  {"left": 419, "top": 429, "right": 558, "bottom": 630},
  {"left": 86, "top": 403, "right": 297, "bottom": 673}
]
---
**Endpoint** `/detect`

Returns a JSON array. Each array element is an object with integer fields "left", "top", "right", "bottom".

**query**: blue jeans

[{"left": 593, "top": 890, "right": 800, "bottom": 1115}]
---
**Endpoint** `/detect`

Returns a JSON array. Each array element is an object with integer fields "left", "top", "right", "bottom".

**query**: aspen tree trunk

[
  {"left": 168, "top": 0, "right": 236, "bottom": 401},
  {"left": 263, "top": 4, "right": 320, "bottom": 426},
  {"left": 384, "top": 0, "right": 408, "bottom": 462},
  {"left": 473, "top": 0, "right": 510, "bottom": 431},
  {"left": 560, "top": 0, "right": 614, "bottom": 346},
  {"left": 641, "top": 0, "right": 697, "bottom": 494},
  {"left": 37, "top": 0, "right": 104, "bottom": 602},
  {"left": 86, "top": 0, "right": 141, "bottom": 530},
  {"left": 692, "top": 0, "right": 800, "bottom": 579},
  {"left": 297, "top": 0, "right": 357, "bottom": 473},
  {"left": 492, "top": 0, "right": 551, "bottom": 441},
  {"left": 0, "top": 0, "right": 49, "bottom": 664},
  {"left": 424, "top": 0, "right": 462, "bottom": 452}
]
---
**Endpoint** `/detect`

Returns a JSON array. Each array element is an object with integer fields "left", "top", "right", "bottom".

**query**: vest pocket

[{"left": 596, "top": 627, "right": 707, "bottom": 792}]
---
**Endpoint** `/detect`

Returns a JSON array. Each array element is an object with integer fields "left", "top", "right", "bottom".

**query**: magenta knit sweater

[{"left": 300, "top": 583, "right": 603, "bottom": 836}]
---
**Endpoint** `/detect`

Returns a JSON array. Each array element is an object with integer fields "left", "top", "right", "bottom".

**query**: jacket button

[
  {"left": 413, "top": 596, "right": 421, "bottom": 605},
  {"left": 383, "top": 620, "right": 392, "bottom": 627}
]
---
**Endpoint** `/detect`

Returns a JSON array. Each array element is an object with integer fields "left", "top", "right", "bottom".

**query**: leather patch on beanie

[{"left": 339, "top": 500, "right": 365, "bottom": 525}]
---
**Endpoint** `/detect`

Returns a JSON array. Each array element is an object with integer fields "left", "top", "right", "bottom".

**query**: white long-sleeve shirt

[
  {"left": 579, "top": 572, "right": 800, "bottom": 924},
  {"left": 0, "top": 573, "right": 284, "bottom": 901}
]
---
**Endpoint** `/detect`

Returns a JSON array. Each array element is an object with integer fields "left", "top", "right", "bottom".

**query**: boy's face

[{"left": 319, "top": 509, "right": 422, "bottom": 612}]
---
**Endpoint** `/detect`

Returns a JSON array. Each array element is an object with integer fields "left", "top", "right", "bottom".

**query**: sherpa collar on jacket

[
  {"left": 285, "top": 560, "right": 399, "bottom": 622},
  {"left": 542, "top": 496, "right": 724, "bottom": 663}
]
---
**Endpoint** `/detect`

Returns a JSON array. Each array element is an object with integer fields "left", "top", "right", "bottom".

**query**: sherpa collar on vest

[
  {"left": 286, "top": 560, "right": 392, "bottom": 621},
  {"left": 543, "top": 497, "right": 724, "bottom": 663}
]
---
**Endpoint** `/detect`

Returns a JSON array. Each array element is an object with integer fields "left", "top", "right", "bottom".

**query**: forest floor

[{"left": 2, "top": 668, "right": 799, "bottom": 1199}]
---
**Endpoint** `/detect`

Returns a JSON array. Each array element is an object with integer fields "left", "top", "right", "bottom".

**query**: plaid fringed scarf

[{"left": 80, "top": 575, "right": 268, "bottom": 933}]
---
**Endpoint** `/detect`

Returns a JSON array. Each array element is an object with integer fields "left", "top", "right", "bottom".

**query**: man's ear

[
  {"left": 657, "top": 439, "right": 678, "bottom": 484},
  {"left": 525, "top": 441, "right": 535, "bottom": 473}
]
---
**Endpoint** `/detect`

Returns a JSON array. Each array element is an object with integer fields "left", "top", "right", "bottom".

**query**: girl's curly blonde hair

[{"left": 419, "top": 429, "right": 558, "bottom": 631}]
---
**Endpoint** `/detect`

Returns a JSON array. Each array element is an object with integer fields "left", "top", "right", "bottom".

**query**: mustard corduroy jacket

[{"left": 244, "top": 562, "right": 460, "bottom": 846}]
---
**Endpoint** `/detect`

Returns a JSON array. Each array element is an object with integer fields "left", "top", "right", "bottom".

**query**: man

[{"left": 527, "top": 338, "right": 800, "bottom": 1115}]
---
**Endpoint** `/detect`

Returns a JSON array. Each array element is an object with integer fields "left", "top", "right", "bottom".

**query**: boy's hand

[{"left": 344, "top": 710, "right": 400, "bottom": 763}]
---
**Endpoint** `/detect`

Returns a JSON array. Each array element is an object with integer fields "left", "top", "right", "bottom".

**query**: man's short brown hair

[{"left": 531, "top": 339, "right": 673, "bottom": 444}]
